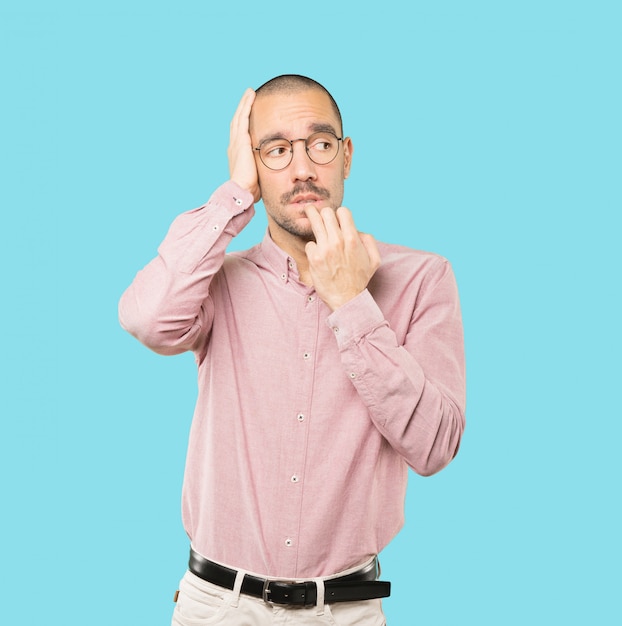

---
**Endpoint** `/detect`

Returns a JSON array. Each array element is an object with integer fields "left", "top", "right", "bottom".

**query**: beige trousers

[{"left": 171, "top": 559, "right": 387, "bottom": 625}]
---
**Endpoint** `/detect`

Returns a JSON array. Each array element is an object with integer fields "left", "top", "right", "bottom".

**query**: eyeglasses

[{"left": 254, "top": 131, "right": 343, "bottom": 171}]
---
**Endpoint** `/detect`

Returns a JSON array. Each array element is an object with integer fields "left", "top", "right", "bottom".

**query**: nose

[{"left": 289, "top": 138, "right": 317, "bottom": 182}]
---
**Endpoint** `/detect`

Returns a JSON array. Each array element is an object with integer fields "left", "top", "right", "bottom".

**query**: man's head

[
  {"left": 254, "top": 75, "right": 343, "bottom": 134},
  {"left": 249, "top": 75, "right": 353, "bottom": 243}
]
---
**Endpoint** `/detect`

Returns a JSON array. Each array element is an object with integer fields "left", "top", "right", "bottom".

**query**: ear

[{"left": 343, "top": 137, "right": 354, "bottom": 179}]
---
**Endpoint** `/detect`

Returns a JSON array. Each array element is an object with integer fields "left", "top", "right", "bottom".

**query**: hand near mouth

[{"left": 303, "top": 205, "right": 381, "bottom": 311}]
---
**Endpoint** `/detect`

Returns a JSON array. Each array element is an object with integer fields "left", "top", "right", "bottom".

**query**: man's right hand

[{"left": 228, "top": 88, "right": 261, "bottom": 203}]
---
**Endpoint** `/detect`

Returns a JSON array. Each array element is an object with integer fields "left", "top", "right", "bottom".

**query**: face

[{"left": 250, "top": 89, "right": 353, "bottom": 243}]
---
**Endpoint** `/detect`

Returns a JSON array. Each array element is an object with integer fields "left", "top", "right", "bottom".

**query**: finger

[
  {"left": 230, "top": 91, "right": 246, "bottom": 132},
  {"left": 234, "top": 88, "right": 254, "bottom": 121},
  {"left": 231, "top": 94, "right": 253, "bottom": 141},
  {"left": 305, "top": 240, "right": 318, "bottom": 259},
  {"left": 335, "top": 206, "right": 360, "bottom": 247},
  {"left": 318, "top": 206, "right": 343, "bottom": 244},
  {"left": 335, "top": 206, "right": 355, "bottom": 232},
  {"left": 359, "top": 232, "right": 382, "bottom": 269},
  {"left": 230, "top": 88, "right": 255, "bottom": 136},
  {"left": 304, "top": 205, "right": 328, "bottom": 244}
]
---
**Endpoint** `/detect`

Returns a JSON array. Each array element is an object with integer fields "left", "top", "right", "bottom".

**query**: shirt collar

[{"left": 259, "top": 229, "right": 300, "bottom": 284}]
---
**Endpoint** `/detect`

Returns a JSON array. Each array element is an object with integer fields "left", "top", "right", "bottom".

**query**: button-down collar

[{"left": 259, "top": 229, "right": 307, "bottom": 288}]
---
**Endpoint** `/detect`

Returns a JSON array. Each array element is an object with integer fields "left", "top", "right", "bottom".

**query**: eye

[
  {"left": 308, "top": 134, "right": 335, "bottom": 152},
  {"left": 261, "top": 141, "right": 290, "bottom": 159}
]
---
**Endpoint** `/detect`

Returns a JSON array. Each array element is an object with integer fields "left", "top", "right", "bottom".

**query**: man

[{"left": 119, "top": 74, "right": 466, "bottom": 625}]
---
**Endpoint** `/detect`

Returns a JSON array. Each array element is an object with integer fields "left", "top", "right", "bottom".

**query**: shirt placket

[{"left": 275, "top": 287, "right": 319, "bottom": 576}]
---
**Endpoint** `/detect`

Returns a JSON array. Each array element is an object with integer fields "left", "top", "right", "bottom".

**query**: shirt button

[
  {"left": 303, "top": 352, "right": 310, "bottom": 360},
  {"left": 307, "top": 295, "right": 315, "bottom": 302},
  {"left": 333, "top": 327, "right": 339, "bottom": 333},
  {"left": 291, "top": 475, "right": 299, "bottom": 483},
  {"left": 234, "top": 198, "right": 243, "bottom": 206},
  {"left": 297, "top": 413, "right": 305, "bottom": 422},
  {"left": 288, "top": 262, "right": 294, "bottom": 269},
  {"left": 349, "top": 372, "right": 356, "bottom": 379},
  {"left": 285, "top": 538, "right": 293, "bottom": 547},
  {"left": 281, "top": 273, "right": 286, "bottom": 281},
  {"left": 212, "top": 224, "right": 219, "bottom": 231}
]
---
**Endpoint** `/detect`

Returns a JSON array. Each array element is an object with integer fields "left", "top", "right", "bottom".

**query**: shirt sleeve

[
  {"left": 118, "top": 181, "right": 255, "bottom": 356},
  {"left": 326, "top": 259, "right": 466, "bottom": 476}
]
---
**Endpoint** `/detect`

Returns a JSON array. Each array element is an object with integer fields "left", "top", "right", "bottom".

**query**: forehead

[{"left": 250, "top": 89, "right": 341, "bottom": 143}]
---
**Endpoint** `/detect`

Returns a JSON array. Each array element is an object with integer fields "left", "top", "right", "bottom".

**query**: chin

[
  {"left": 286, "top": 224, "right": 315, "bottom": 242},
  {"left": 267, "top": 209, "right": 314, "bottom": 242}
]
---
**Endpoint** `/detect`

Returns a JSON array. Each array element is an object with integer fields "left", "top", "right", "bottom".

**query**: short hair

[{"left": 255, "top": 74, "right": 343, "bottom": 132}]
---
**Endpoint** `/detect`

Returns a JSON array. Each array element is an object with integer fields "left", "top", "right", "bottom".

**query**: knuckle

[{"left": 343, "top": 232, "right": 359, "bottom": 247}]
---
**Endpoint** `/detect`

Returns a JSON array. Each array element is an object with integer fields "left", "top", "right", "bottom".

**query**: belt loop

[
  {"left": 314, "top": 578, "right": 325, "bottom": 616},
  {"left": 229, "top": 568, "right": 246, "bottom": 608}
]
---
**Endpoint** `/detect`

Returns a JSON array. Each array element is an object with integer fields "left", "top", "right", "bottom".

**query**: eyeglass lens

[{"left": 258, "top": 132, "right": 341, "bottom": 170}]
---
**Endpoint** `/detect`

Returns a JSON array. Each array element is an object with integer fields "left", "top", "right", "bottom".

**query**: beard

[
  {"left": 269, "top": 213, "right": 317, "bottom": 241},
  {"left": 264, "top": 182, "right": 334, "bottom": 241}
]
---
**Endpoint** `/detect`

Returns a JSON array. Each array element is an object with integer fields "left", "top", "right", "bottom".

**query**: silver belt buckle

[{"left": 262, "top": 578, "right": 299, "bottom": 604}]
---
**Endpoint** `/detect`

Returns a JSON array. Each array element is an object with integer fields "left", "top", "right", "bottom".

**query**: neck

[{"left": 267, "top": 224, "right": 313, "bottom": 286}]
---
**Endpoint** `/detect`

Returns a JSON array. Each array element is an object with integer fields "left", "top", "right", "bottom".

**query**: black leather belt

[{"left": 188, "top": 548, "right": 391, "bottom": 606}]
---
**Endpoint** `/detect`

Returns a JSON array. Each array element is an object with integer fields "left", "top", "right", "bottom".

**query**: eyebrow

[
  {"left": 257, "top": 122, "right": 340, "bottom": 146},
  {"left": 309, "top": 122, "right": 339, "bottom": 135}
]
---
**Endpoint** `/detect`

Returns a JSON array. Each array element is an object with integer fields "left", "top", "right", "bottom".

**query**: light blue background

[{"left": 1, "top": 1, "right": 620, "bottom": 624}]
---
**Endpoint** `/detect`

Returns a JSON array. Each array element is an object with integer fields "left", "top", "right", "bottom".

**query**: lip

[{"left": 290, "top": 194, "right": 323, "bottom": 204}]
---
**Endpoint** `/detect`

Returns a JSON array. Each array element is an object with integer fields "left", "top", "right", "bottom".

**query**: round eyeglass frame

[{"left": 254, "top": 132, "right": 343, "bottom": 171}]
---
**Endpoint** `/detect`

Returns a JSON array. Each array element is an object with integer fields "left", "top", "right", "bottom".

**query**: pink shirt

[{"left": 119, "top": 181, "right": 466, "bottom": 578}]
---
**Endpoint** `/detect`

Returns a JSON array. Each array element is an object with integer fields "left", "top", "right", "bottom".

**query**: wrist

[{"left": 230, "top": 178, "right": 260, "bottom": 203}]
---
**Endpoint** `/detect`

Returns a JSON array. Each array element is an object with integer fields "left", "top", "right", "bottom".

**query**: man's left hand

[{"left": 304, "top": 206, "right": 381, "bottom": 311}]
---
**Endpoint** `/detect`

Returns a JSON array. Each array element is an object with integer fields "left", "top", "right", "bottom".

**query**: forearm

[
  {"left": 328, "top": 276, "right": 466, "bottom": 476},
  {"left": 119, "top": 181, "right": 254, "bottom": 354}
]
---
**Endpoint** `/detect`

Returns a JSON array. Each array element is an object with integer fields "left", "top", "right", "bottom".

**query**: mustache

[{"left": 280, "top": 183, "right": 331, "bottom": 204}]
